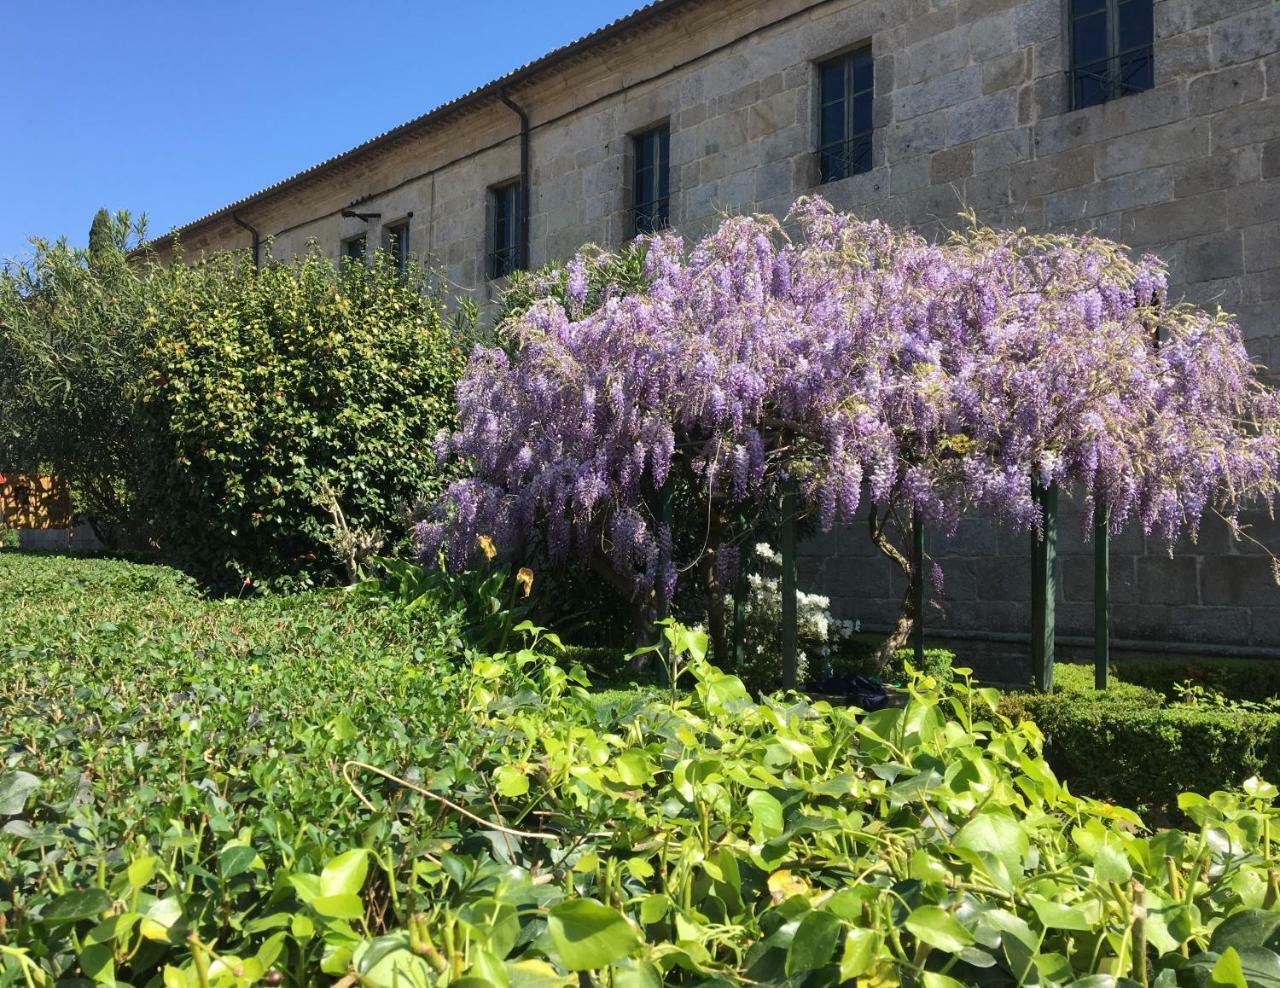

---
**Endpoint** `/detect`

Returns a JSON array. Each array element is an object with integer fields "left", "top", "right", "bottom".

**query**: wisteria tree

[{"left": 420, "top": 197, "right": 1280, "bottom": 668}]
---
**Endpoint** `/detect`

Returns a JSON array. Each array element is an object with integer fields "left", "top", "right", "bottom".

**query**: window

[
  {"left": 1069, "top": 0, "right": 1153, "bottom": 110},
  {"left": 488, "top": 181, "right": 522, "bottom": 279},
  {"left": 817, "top": 46, "right": 874, "bottom": 184},
  {"left": 632, "top": 125, "right": 670, "bottom": 235},
  {"left": 383, "top": 220, "right": 410, "bottom": 273},
  {"left": 341, "top": 234, "right": 367, "bottom": 265}
]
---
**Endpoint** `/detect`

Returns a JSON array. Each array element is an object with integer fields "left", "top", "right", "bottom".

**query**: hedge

[{"left": 1001, "top": 662, "right": 1280, "bottom": 818}]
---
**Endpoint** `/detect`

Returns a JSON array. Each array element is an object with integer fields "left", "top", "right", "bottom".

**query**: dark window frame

[
  {"left": 816, "top": 45, "right": 875, "bottom": 184},
  {"left": 488, "top": 180, "right": 522, "bottom": 280},
  {"left": 631, "top": 123, "right": 671, "bottom": 236},
  {"left": 382, "top": 219, "right": 411, "bottom": 273},
  {"left": 341, "top": 234, "right": 367, "bottom": 266},
  {"left": 1068, "top": 0, "right": 1154, "bottom": 110}
]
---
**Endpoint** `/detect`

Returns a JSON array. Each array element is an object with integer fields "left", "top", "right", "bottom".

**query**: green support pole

[
  {"left": 912, "top": 510, "right": 925, "bottom": 669},
  {"left": 1030, "top": 479, "right": 1058, "bottom": 692},
  {"left": 780, "top": 484, "right": 798, "bottom": 691},
  {"left": 1094, "top": 502, "right": 1110, "bottom": 690},
  {"left": 655, "top": 485, "right": 672, "bottom": 666},
  {"left": 732, "top": 540, "right": 750, "bottom": 675}
]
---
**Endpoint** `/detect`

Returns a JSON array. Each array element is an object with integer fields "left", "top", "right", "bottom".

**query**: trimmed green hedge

[
  {"left": 1001, "top": 662, "right": 1280, "bottom": 817},
  {"left": 1056, "top": 655, "right": 1280, "bottom": 702}
]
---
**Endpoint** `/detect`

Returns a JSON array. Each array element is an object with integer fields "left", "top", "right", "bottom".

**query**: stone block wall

[{"left": 152, "top": 0, "right": 1280, "bottom": 662}]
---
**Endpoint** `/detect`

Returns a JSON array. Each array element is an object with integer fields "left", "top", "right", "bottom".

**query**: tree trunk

[{"left": 867, "top": 503, "right": 916, "bottom": 673}]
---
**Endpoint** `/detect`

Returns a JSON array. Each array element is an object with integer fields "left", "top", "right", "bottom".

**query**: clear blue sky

[{"left": 0, "top": 1, "right": 643, "bottom": 263}]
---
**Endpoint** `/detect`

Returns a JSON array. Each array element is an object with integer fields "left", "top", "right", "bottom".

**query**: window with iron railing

[
  {"left": 1069, "top": 0, "right": 1153, "bottom": 110},
  {"left": 382, "top": 220, "right": 410, "bottom": 274},
  {"left": 632, "top": 125, "right": 670, "bottom": 235},
  {"left": 488, "top": 181, "right": 522, "bottom": 279},
  {"left": 817, "top": 46, "right": 874, "bottom": 184},
  {"left": 341, "top": 234, "right": 367, "bottom": 266}
]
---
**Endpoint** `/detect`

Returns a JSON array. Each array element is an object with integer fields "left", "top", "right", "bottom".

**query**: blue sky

[{"left": 0, "top": 1, "right": 644, "bottom": 262}]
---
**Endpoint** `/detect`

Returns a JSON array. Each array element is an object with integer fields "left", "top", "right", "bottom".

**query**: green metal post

[
  {"left": 912, "top": 510, "right": 925, "bottom": 669},
  {"left": 1030, "top": 479, "right": 1058, "bottom": 692},
  {"left": 780, "top": 484, "right": 798, "bottom": 691},
  {"left": 655, "top": 485, "right": 672, "bottom": 664},
  {"left": 1094, "top": 502, "right": 1110, "bottom": 690},
  {"left": 732, "top": 540, "right": 750, "bottom": 675}
]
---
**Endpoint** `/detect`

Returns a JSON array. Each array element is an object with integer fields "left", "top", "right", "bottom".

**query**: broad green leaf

[
  {"left": 0, "top": 770, "right": 39, "bottom": 815},
  {"left": 320, "top": 848, "right": 370, "bottom": 897},
  {"left": 219, "top": 844, "right": 258, "bottom": 879},
  {"left": 547, "top": 899, "right": 640, "bottom": 971},
  {"left": 494, "top": 764, "right": 530, "bottom": 797},
  {"left": 787, "top": 910, "right": 842, "bottom": 976},
  {"left": 39, "top": 888, "right": 113, "bottom": 924},
  {"left": 140, "top": 897, "right": 184, "bottom": 941},
  {"left": 905, "top": 906, "right": 974, "bottom": 953},
  {"left": 611, "top": 958, "right": 662, "bottom": 988},
  {"left": 748, "top": 790, "right": 784, "bottom": 842},
  {"left": 1212, "top": 947, "right": 1249, "bottom": 988},
  {"left": 127, "top": 855, "right": 159, "bottom": 889},
  {"left": 840, "top": 928, "right": 882, "bottom": 980},
  {"left": 615, "top": 751, "right": 652, "bottom": 787},
  {"left": 1029, "top": 895, "right": 1094, "bottom": 932},
  {"left": 1211, "top": 910, "right": 1280, "bottom": 955},
  {"left": 955, "top": 811, "right": 1028, "bottom": 878},
  {"left": 310, "top": 893, "right": 364, "bottom": 920},
  {"left": 922, "top": 974, "right": 969, "bottom": 988},
  {"left": 504, "top": 958, "right": 574, "bottom": 988}
]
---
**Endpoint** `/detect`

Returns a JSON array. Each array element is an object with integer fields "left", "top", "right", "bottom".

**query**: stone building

[{"left": 149, "top": 0, "right": 1280, "bottom": 668}]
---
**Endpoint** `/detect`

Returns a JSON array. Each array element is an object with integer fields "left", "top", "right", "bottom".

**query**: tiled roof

[{"left": 145, "top": 0, "right": 692, "bottom": 249}]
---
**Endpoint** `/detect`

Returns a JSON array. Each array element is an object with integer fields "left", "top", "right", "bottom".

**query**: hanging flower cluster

[{"left": 419, "top": 197, "right": 1280, "bottom": 605}]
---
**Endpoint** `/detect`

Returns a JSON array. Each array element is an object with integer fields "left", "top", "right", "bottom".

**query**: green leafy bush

[
  {"left": 0, "top": 212, "right": 151, "bottom": 542},
  {"left": 6, "top": 556, "right": 1279, "bottom": 987},
  {"left": 139, "top": 249, "right": 465, "bottom": 588},
  {"left": 1062, "top": 655, "right": 1280, "bottom": 704},
  {"left": 1002, "top": 662, "right": 1280, "bottom": 816}
]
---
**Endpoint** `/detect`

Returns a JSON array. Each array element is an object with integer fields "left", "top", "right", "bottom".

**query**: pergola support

[
  {"left": 780, "top": 483, "right": 798, "bottom": 691},
  {"left": 1030, "top": 479, "right": 1058, "bottom": 692},
  {"left": 1094, "top": 502, "right": 1110, "bottom": 690},
  {"left": 912, "top": 510, "right": 925, "bottom": 669}
]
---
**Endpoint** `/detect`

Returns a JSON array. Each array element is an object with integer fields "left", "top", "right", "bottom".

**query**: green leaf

[
  {"left": 546, "top": 899, "right": 640, "bottom": 971},
  {"left": 747, "top": 790, "right": 784, "bottom": 842},
  {"left": 0, "top": 770, "right": 39, "bottom": 815},
  {"left": 840, "top": 928, "right": 882, "bottom": 981},
  {"left": 610, "top": 959, "right": 662, "bottom": 988},
  {"left": 320, "top": 848, "right": 370, "bottom": 897},
  {"left": 614, "top": 751, "right": 652, "bottom": 787},
  {"left": 39, "top": 888, "right": 113, "bottom": 924},
  {"left": 1212, "top": 947, "right": 1250, "bottom": 988},
  {"left": 1029, "top": 894, "right": 1094, "bottom": 932},
  {"left": 494, "top": 764, "right": 530, "bottom": 797},
  {"left": 504, "top": 958, "right": 575, "bottom": 988},
  {"left": 905, "top": 906, "right": 974, "bottom": 953},
  {"left": 922, "top": 974, "right": 969, "bottom": 988},
  {"left": 219, "top": 844, "right": 258, "bottom": 879},
  {"left": 1211, "top": 910, "right": 1280, "bottom": 955},
  {"left": 955, "top": 811, "right": 1028, "bottom": 878},
  {"left": 786, "top": 910, "right": 842, "bottom": 976}
]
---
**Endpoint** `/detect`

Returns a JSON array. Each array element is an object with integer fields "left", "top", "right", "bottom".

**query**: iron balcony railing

[
  {"left": 1068, "top": 46, "right": 1153, "bottom": 110},
  {"left": 632, "top": 197, "right": 670, "bottom": 236},
  {"left": 818, "top": 135, "right": 872, "bottom": 184},
  {"left": 487, "top": 244, "right": 522, "bottom": 280}
]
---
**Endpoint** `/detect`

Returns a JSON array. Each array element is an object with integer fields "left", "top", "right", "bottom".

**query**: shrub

[
  {"left": 0, "top": 211, "right": 151, "bottom": 543},
  {"left": 1001, "top": 663, "right": 1280, "bottom": 815},
  {"left": 5, "top": 575, "right": 1280, "bottom": 986},
  {"left": 139, "top": 249, "right": 465, "bottom": 588}
]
